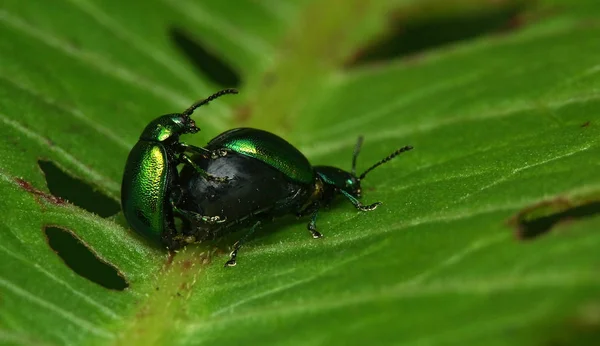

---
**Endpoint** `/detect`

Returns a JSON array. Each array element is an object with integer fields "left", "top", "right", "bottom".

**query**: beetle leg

[
  {"left": 177, "top": 142, "right": 211, "bottom": 157},
  {"left": 179, "top": 154, "right": 229, "bottom": 183},
  {"left": 225, "top": 221, "right": 261, "bottom": 267},
  {"left": 307, "top": 209, "right": 323, "bottom": 238},
  {"left": 170, "top": 191, "right": 227, "bottom": 225},
  {"left": 339, "top": 190, "right": 381, "bottom": 211},
  {"left": 172, "top": 205, "right": 227, "bottom": 225},
  {"left": 209, "top": 148, "right": 228, "bottom": 159},
  {"left": 179, "top": 143, "right": 228, "bottom": 159}
]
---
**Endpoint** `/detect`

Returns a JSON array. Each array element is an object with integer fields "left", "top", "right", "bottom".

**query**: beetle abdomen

[
  {"left": 179, "top": 151, "right": 311, "bottom": 240},
  {"left": 207, "top": 128, "right": 315, "bottom": 185},
  {"left": 121, "top": 141, "right": 171, "bottom": 240}
]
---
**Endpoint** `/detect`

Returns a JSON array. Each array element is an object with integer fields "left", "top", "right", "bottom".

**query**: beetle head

[
  {"left": 140, "top": 89, "right": 238, "bottom": 143},
  {"left": 316, "top": 137, "right": 413, "bottom": 198},
  {"left": 316, "top": 165, "right": 363, "bottom": 197}
]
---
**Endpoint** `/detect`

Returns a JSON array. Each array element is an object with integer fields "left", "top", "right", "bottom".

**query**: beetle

[
  {"left": 121, "top": 88, "right": 413, "bottom": 266},
  {"left": 177, "top": 128, "right": 413, "bottom": 267},
  {"left": 121, "top": 89, "right": 238, "bottom": 246}
]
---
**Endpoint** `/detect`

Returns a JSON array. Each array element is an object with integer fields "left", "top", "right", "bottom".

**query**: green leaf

[{"left": 1, "top": 0, "right": 600, "bottom": 345}]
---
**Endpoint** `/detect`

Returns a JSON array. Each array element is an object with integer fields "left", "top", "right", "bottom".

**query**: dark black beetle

[{"left": 176, "top": 127, "right": 413, "bottom": 266}]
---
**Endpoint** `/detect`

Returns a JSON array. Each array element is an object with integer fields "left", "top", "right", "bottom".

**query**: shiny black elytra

[{"left": 175, "top": 127, "right": 413, "bottom": 267}]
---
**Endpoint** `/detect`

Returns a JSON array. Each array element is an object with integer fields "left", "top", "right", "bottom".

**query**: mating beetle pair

[{"left": 121, "top": 89, "right": 412, "bottom": 266}]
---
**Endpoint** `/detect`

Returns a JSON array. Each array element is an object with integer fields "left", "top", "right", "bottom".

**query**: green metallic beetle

[{"left": 121, "top": 89, "right": 238, "bottom": 245}]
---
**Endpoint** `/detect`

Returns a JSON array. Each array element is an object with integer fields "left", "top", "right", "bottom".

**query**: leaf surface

[{"left": 1, "top": 1, "right": 599, "bottom": 345}]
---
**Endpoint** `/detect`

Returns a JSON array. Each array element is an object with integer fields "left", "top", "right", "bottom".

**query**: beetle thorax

[
  {"left": 297, "top": 177, "right": 325, "bottom": 213},
  {"left": 140, "top": 114, "right": 198, "bottom": 142},
  {"left": 315, "top": 166, "right": 362, "bottom": 198}
]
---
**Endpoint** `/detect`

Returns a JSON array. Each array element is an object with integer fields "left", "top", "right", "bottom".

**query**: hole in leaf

[
  {"left": 44, "top": 226, "right": 128, "bottom": 290},
  {"left": 38, "top": 160, "right": 120, "bottom": 217},
  {"left": 169, "top": 27, "right": 240, "bottom": 88},
  {"left": 509, "top": 197, "right": 600, "bottom": 240},
  {"left": 346, "top": 2, "right": 530, "bottom": 67}
]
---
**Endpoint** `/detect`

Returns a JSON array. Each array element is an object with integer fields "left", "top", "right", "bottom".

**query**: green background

[{"left": 1, "top": 0, "right": 599, "bottom": 345}]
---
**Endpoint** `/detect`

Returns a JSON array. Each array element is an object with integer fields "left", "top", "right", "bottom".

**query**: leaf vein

[
  {"left": 0, "top": 9, "right": 227, "bottom": 130},
  {"left": 1, "top": 75, "right": 132, "bottom": 151},
  {"left": 0, "top": 113, "right": 120, "bottom": 195},
  {"left": 457, "top": 144, "right": 593, "bottom": 202},
  {"left": 302, "top": 93, "right": 600, "bottom": 158},
  {"left": 0, "top": 244, "right": 122, "bottom": 320},
  {"left": 0, "top": 277, "right": 115, "bottom": 338},
  {"left": 63, "top": 0, "right": 225, "bottom": 112},
  {"left": 161, "top": 0, "right": 273, "bottom": 65}
]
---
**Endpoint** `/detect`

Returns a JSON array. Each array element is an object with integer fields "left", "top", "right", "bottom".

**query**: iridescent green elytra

[
  {"left": 207, "top": 128, "right": 315, "bottom": 184},
  {"left": 121, "top": 89, "right": 238, "bottom": 242},
  {"left": 122, "top": 141, "right": 172, "bottom": 241}
]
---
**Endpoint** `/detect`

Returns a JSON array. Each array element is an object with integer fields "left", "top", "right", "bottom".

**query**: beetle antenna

[
  {"left": 182, "top": 88, "right": 238, "bottom": 116},
  {"left": 359, "top": 145, "right": 413, "bottom": 180},
  {"left": 351, "top": 136, "right": 364, "bottom": 176}
]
